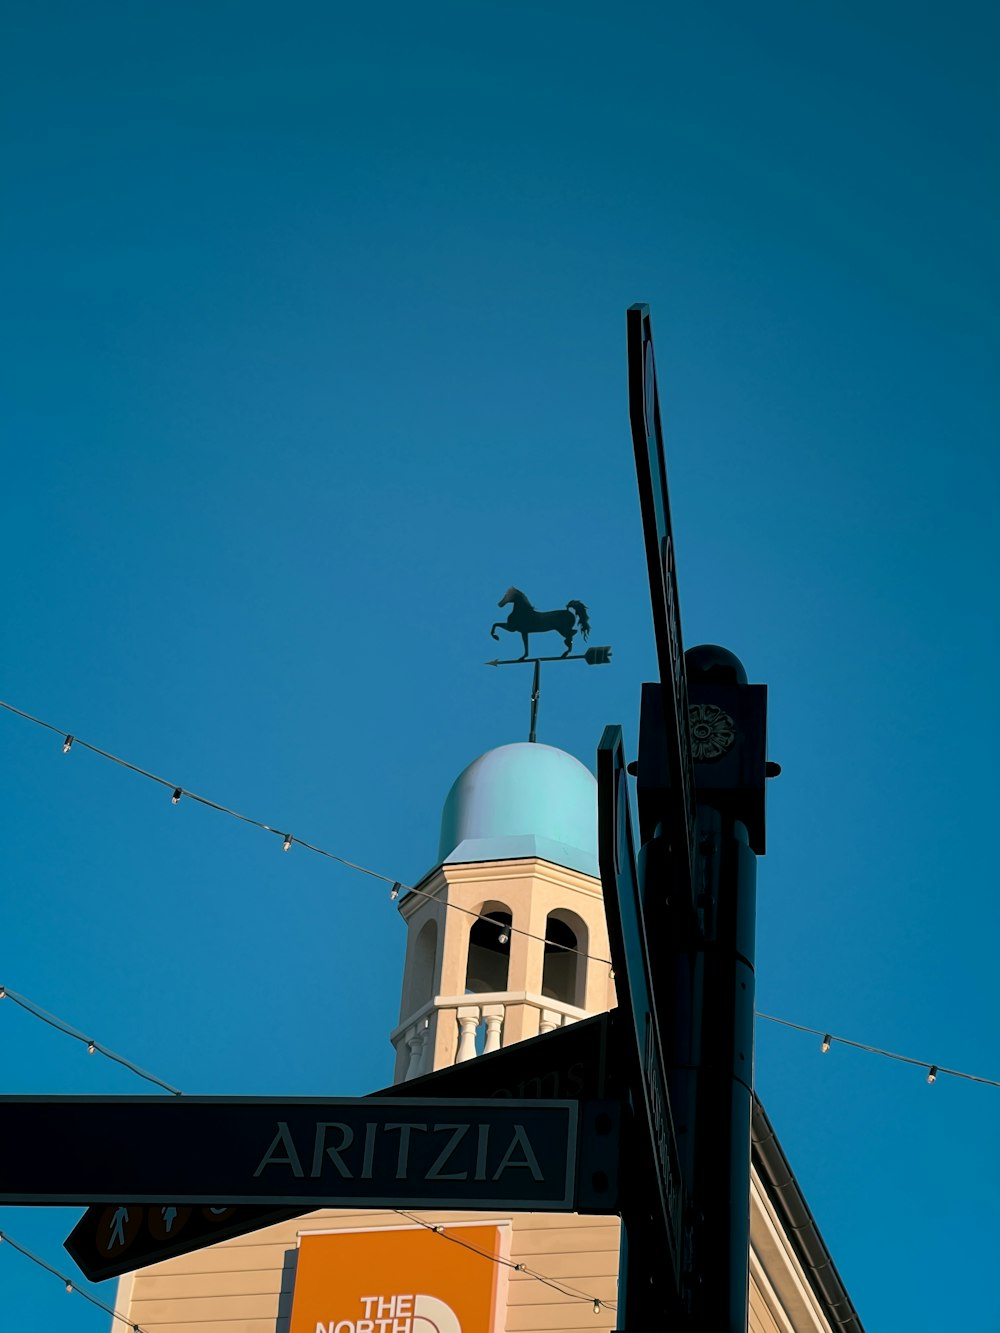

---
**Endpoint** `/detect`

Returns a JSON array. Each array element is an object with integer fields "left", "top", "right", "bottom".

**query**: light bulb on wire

[
  {"left": 282, "top": 834, "right": 293, "bottom": 852},
  {"left": 63, "top": 735, "right": 74, "bottom": 753}
]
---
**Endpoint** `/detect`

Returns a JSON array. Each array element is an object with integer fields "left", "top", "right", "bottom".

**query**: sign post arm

[
  {"left": 598, "top": 725, "right": 685, "bottom": 1328},
  {"left": 626, "top": 303, "right": 697, "bottom": 901}
]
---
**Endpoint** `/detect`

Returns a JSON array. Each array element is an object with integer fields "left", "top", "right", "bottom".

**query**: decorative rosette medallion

[{"left": 688, "top": 703, "right": 736, "bottom": 762}]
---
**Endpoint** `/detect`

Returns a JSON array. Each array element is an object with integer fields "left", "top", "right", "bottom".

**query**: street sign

[
  {"left": 65, "top": 1014, "right": 620, "bottom": 1281},
  {"left": 618, "top": 305, "right": 766, "bottom": 1329},
  {"left": 627, "top": 302, "right": 697, "bottom": 898},
  {"left": 2, "top": 1096, "right": 614, "bottom": 1213},
  {"left": 597, "top": 726, "right": 684, "bottom": 1301}
]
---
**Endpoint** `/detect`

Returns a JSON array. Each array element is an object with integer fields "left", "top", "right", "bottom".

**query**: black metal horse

[{"left": 490, "top": 587, "right": 591, "bottom": 659}]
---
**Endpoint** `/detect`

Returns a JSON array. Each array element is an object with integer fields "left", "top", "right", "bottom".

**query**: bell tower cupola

[{"left": 390, "top": 742, "right": 615, "bottom": 1083}]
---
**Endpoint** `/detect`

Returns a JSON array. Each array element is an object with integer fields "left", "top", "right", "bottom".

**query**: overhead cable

[
  {"left": 5, "top": 975, "right": 997, "bottom": 1121},
  {"left": 0, "top": 985, "right": 183, "bottom": 1095},
  {"left": 0, "top": 699, "right": 611, "bottom": 966},
  {"left": 393, "top": 1210, "right": 615, "bottom": 1311},
  {"left": 5, "top": 702, "right": 997, "bottom": 1094},
  {"left": 756, "top": 1012, "right": 1000, "bottom": 1089},
  {"left": 0, "top": 1231, "right": 147, "bottom": 1332}
]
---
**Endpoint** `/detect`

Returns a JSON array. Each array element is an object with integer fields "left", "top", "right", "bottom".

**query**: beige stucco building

[{"left": 112, "top": 742, "right": 861, "bottom": 1333}]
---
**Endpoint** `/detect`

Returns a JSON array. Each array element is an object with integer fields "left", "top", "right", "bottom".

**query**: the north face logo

[{"left": 316, "top": 1292, "right": 461, "bottom": 1333}]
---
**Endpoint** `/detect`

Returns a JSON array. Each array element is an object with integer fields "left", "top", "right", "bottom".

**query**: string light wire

[
  {"left": 9, "top": 696, "right": 1000, "bottom": 1090},
  {"left": 0, "top": 985, "right": 183, "bottom": 1095},
  {"left": 0, "top": 699, "right": 610, "bottom": 966},
  {"left": 9, "top": 975, "right": 995, "bottom": 1103},
  {"left": 393, "top": 1210, "right": 615, "bottom": 1311},
  {"left": 0, "top": 1231, "right": 146, "bottom": 1332},
  {"left": 756, "top": 1012, "right": 1000, "bottom": 1089}
]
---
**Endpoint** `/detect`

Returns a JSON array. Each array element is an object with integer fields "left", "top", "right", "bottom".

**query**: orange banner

[{"left": 289, "top": 1223, "right": 506, "bottom": 1333}]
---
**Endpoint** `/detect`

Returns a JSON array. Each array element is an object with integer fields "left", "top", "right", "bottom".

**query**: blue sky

[{"left": 1, "top": 3, "right": 997, "bottom": 1329}]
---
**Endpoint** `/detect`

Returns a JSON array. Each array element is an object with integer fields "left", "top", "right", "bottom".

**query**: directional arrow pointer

[{"left": 484, "top": 648, "right": 612, "bottom": 667}]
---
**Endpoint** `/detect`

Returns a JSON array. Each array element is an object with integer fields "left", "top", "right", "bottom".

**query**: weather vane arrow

[
  {"left": 485, "top": 647, "right": 613, "bottom": 667},
  {"left": 485, "top": 586, "right": 612, "bottom": 741}
]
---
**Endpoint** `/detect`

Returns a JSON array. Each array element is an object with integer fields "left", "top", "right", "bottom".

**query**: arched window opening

[
  {"left": 400, "top": 918, "right": 438, "bottom": 1021},
  {"left": 465, "top": 906, "right": 512, "bottom": 994},
  {"left": 542, "top": 913, "right": 583, "bottom": 1007}
]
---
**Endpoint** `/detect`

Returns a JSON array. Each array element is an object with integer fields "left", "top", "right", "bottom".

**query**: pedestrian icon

[
  {"left": 95, "top": 1204, "right": 142, "bottom": 1257},
  {"left": 149, "top": 1205, "right": 192, "bottom": 1241}
]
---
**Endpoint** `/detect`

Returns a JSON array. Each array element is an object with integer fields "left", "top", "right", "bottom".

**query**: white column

[
  {"left": 482, "top": 1004, "right": 504, "bottom": 1053},
  {"left": 404, "top": 1024, "right": 426, "bottom": 1079},
  {"left": 456, "top": 1005, "right": 481, "bottom": 1062}
]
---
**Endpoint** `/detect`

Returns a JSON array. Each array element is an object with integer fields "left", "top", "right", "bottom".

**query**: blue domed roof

[{"left": 438, "top": 742, "right": 598, "bottom": 879}]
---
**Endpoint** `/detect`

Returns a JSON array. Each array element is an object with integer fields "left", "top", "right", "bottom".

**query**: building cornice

[{"left": 400, "top": 856, "right": 604, "bottom": 922}]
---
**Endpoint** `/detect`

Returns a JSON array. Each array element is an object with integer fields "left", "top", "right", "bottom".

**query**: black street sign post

[
  {"left": 681, "top": 646, "right": 765, "bottom": 1333},
  {"left": 65, "top": 1014, "right": 620, "bottom": 1281}
]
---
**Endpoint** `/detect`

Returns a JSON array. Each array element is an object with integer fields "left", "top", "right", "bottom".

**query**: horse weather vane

[{"left": 486, "top": 586, "right": 612, "bottom": 743}]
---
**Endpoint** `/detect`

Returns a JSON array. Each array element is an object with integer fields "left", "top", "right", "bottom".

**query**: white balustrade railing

[
  {"left": 455, "top": 1002, "right": 504, "bottom": 1061},
  {"left": 391, "top": 991, "right": 590, "bottom": 1079}
]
